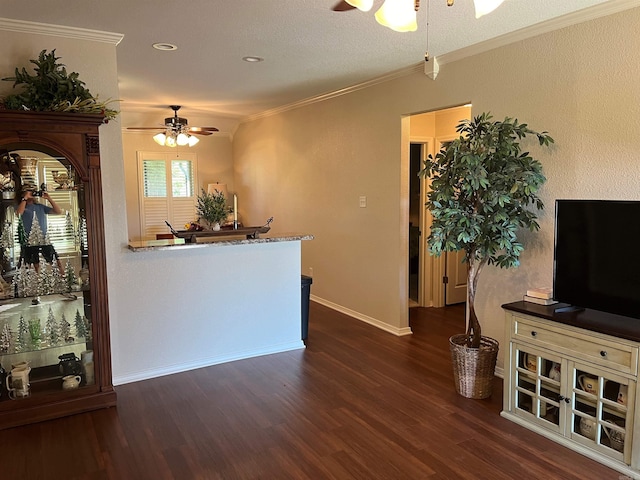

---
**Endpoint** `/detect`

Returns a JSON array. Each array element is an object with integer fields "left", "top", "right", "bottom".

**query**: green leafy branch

[{"left": 1, "top": 49, "right": 118, "bottom": 121}]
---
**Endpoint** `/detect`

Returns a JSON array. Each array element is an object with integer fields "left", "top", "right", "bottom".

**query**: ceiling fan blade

[
  {"left": 332, "top": 1, "right": 356, "bottom": 11},
  {"left": 187, "top": 130, "right": 214, "bottom": 136},
  {"left": 188, "top": 127, "right": 219, "bottom": 134},
  {"left": 127, "top": 107, "right": 219, "bottom": 136}
]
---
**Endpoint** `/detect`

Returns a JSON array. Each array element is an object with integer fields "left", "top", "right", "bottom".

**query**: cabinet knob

[
  {"left": 558, "top": 395, "right": 570, "bottom": 404},
  {"left": 530, "top": 331, "right": 537, "bottom": 337},
  {"left": 600, "top": 350, "right": 607, "bottom": 357}
]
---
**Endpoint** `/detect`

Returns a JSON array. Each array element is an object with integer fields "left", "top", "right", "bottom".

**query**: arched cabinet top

[{"left": 0, "top": 111, "right": 106, "bottom": 180}]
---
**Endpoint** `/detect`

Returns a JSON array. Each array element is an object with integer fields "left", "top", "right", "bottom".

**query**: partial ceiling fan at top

[
  {"left": 332, "top": 0, "right": 506, "bottom": 32},
  {"left": 126, "top": 105, "right": 219, "bottom": 148}
]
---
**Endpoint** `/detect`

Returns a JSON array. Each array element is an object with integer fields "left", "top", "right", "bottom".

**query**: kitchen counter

[
  {"left": 115, "top": 232, "right": 313, "bottom": 385},
  {"left": 128, "top": 233, "right": 313, "bottom": 252}
]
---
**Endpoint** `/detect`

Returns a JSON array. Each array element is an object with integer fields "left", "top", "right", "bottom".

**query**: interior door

[
  {"left": 436, "top": 135, "right": 468, "bottom": 306},
  {"left": 445, "top": 251, "right": 467, "bottom": 305}
]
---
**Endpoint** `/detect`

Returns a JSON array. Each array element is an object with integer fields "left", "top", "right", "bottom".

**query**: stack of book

[{"left": 524, "top": 287, "right": 558, "bottom": 306}]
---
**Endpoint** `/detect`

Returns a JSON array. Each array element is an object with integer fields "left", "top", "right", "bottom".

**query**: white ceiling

[{"left": 0, "top": 0, "right": 635, "bottom": 134}]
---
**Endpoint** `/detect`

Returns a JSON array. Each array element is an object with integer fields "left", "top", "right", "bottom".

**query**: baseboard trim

[
  {"left": 310, "top": 295, "right": 412, "bottom": 336},
  {"left": 113, "top": 340, "right": 305, "bottom": 386}
]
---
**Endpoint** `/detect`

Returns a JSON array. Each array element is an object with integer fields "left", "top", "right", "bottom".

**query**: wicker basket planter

[{"left": 449, "top": 334, "right": 499, "bottom": 399}]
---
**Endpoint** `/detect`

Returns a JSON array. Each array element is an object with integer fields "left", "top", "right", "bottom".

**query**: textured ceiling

[{"left": 0, "top": 0, "right": 633, "bottom": 134}]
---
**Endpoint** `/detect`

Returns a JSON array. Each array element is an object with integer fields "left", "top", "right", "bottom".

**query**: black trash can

[{"left": 301, "top": 275, "right": 313, "bottom": 341}]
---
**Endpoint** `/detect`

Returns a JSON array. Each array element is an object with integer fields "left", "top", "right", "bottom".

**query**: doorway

[
  {"left": 407, "top": 105, "right": 472, "bottom": 308},
  {"left": 409, "top": 143, "right": 425, "bottom": 307}
]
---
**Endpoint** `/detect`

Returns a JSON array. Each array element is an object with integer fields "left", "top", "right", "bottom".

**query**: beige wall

[
  {"left": 122, "top": 132, "right": 234, "bottom": 241},
  {"left": 233, "top": 7, "right": 640, "bottom": 363},
  {"left": 4, "top": 7, "right": 640, "bottom": 373}
]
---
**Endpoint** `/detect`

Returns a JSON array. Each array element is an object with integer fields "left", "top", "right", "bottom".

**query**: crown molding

[
  {"left": 243, "top": 0, "right": 639, "bottom": 124},
  {"left": 244, "top": 63, "right": 422, "bottom": 123},
  {"left": 0, "top": 17, "right": 123, "bottom": 45}
]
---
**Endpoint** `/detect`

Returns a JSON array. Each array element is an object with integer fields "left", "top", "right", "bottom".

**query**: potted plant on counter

[
  {"left": 196, "top": 189, "right": 232, "bottom": 231},
  {"left": 420, "top": 112, "right": 554, "bottom": 399}
]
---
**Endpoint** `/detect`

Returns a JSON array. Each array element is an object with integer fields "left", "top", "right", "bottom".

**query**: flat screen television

[{"left": 553, "top": 199, "right": 640, "bottom": 319}]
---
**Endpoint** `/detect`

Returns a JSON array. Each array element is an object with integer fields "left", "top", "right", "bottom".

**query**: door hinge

[{"left": 443, "top": 276, "right": 449, "bottom": 284}]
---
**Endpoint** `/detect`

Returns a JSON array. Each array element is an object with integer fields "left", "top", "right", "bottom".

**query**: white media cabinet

[{"left": 502, "top": 301, "right": 640, "bottom": 479}]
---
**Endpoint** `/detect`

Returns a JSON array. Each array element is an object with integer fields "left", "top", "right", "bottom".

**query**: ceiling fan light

[
  {"left": 474, "top": 0, "right": 505, "bottom": 18},
  {"left": 375, "top": 0, "right": 417, "bottom": 32},
  {"left": 176, "top": 132, "right": 190, "bottom": 146},
  {"left": 346, "top": 0, "right": 374, "bottom": 12},
  {"left": 165, "top": 134, "right": 177, "bottom": 148},
  {"left": 188, "top": 135, "right": 200, "bottom": 147},
  {"left": 153, "top": 132, "right": 167, "bottom": 146}
]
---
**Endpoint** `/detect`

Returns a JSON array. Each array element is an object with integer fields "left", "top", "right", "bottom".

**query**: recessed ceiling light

[
  {"left": 242, "top": 56, "right": 264, "bottom": 63},
  {"left": 153, "top": 43, "right": 178, "bottom": 51}
]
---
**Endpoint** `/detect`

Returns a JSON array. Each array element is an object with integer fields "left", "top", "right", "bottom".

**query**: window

[{"left": 137, "top": 152, "right": 197, "bottom": 239}]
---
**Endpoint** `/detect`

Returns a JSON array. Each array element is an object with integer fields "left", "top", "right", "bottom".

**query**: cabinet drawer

[{"left": 513, "top": 317, "right": 638, "bottom": 375}]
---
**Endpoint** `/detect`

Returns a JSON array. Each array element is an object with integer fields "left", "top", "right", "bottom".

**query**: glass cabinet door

[
  {"left": 513, "top": 343, "right": 563, "bottom": 431},
  {"left": 570, "top": 363, "right": 633, "bottom": 463},
  {"left": 0, "top": 148, "right": 92, "bottom": 402}
]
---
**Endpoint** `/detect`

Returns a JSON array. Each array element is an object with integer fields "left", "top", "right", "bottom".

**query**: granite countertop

[{"left": 128, "top": 233, "right": 314, "bottom": 252}]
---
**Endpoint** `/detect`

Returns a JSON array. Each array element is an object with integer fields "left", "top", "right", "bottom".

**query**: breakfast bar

[{"left": 114, "top": 233, "right": 313, "bottom": 385}]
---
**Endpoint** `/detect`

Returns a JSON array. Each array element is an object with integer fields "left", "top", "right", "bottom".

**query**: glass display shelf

[{"left": 0, "top": 293, "right": 90, "bottom": 361}]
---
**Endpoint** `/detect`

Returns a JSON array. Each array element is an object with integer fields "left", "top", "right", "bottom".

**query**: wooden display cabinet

[
  {"left": 0, "top": 111, "right": 116, "bottom": 429},
  {"left": 502, "top": 302, "right": 640, "bottom": 478}
]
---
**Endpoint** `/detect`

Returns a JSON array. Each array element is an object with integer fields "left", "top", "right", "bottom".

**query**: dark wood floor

[{"left": 0, "top": 302, "right": 620, "bottom": 479}]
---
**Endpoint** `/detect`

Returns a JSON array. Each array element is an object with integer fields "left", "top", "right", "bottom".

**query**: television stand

[{"left": 501, "top": 301, "right": 640, "bottom": 478}]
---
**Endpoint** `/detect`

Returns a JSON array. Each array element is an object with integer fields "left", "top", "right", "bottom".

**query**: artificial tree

[{"left": 421, "top": 113, "right": 554, "bottom": 350}]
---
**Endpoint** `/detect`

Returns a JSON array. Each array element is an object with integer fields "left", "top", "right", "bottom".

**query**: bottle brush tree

[{"left": 420, "top": 113, "right": 554, "bottom": 348}]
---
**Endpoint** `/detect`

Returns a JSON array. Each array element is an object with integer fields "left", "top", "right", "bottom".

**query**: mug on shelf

[
  {"left": 6, "top": 365, "right": 31, "bottom": 399},
  {"left": 524, "top": 353, "right": 537, "bottom": 372},
  {"left": 578, "top": 374, "right": 598, "bottom": 395},
  {"left": 603, "top": 420, "right": 625, "bottom": 452},
  {"left": 547, "top": 362, "right": 561, "bottom": 382},
  {"left": 62, "top": 375, "right": 81, "bottom": 390},
  {"left": 579, "top": 416, "right": 597, "bottom": 441},
  {"left": 617, "top": 384, "right": 628, "bottom": 406}
]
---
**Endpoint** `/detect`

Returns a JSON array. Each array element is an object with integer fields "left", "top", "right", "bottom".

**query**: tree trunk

[{"left": 466, "top": 256, "right": 487, "bottom": 348}]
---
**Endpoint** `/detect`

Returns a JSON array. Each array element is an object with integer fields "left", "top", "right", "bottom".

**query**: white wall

[
  {"left": 112, "top": 241, "right": 303, "bottom": 385},
  {"left": 233, "top": 7, "right": 640, "bottom": 367}
]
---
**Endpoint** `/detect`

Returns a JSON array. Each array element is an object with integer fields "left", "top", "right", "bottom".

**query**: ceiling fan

[
  {"left": 127, "top": 105, "right": 218, "bottom": 147},
  {"left": 332, "top": 0, "right": 504, "bottom": 22}
]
